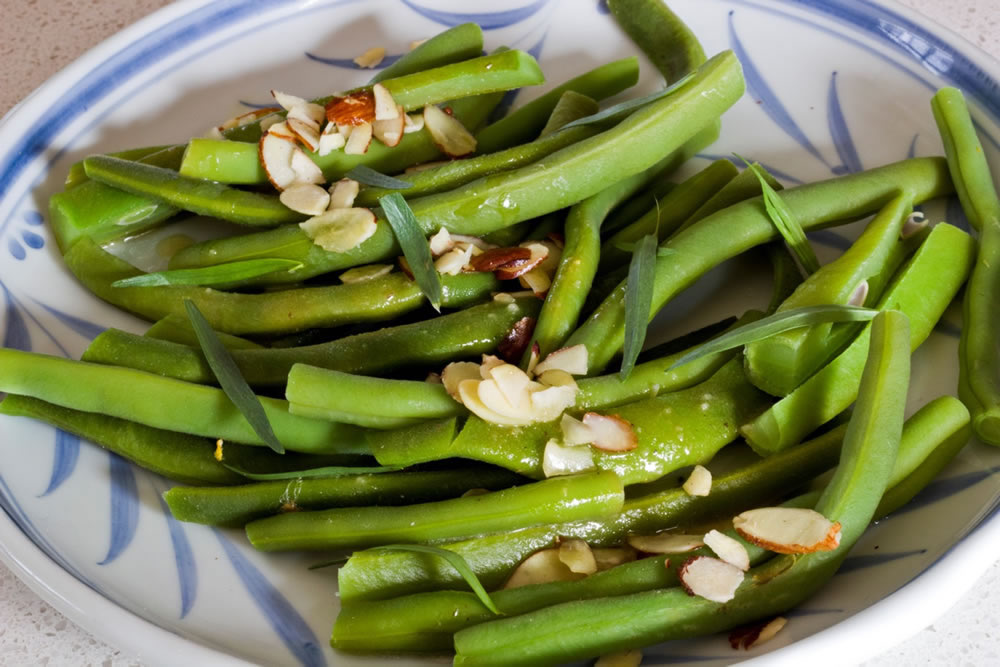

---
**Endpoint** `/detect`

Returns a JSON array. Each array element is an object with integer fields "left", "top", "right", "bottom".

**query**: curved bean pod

[
  {"left": 606, "top": 0, "right": 706, "bottom": 85},
  {"left": 369, "top": 23, "right": 484, "bottom": 84}
]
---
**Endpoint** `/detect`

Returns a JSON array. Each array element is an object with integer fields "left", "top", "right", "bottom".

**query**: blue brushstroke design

[
  {"left": 155, "top": 488, "right": 197, "bottom": 619},
  {"left": 728, "top": 11, "right": 832, "bottom": 170},
  {"left": 304, "top": 51, "right": 403, "bottom": 69},
  {"left": 695, "top": 153, "right": 805, "bottom": 185},
  {"left": 808, "top": 229, "right": 853, "bottom": 251},
  {"left": 22, "top": 211, "right": 43, "bottom": 226},
  {"left": 20, "top": 230, "right": 44, "bottom": 249},
  {"left": 215, "top": 531, "right": 325, "bottom": 667},
  {"left": 597, "top": 0, "right": 610, "bottom": 13},
  {"left": 33, "top": 300, "right": 107, "bottom": 341},
  {"left": 784, "top": 606, "right": 845, "bottom": 617},
  {"left": 1, "top": 282, "right": 30, "bottom": 352},
  {"left": 39, "top": 430, "right": 80, "bottom": 497},
  {"left": 839, "top": 548, "right": 927, "bottom": 574},
  {"left": 946, "top": 196, "right": 972, "bottom": 232},
  {"left": 400, "top": 0, "right": 549, "bottom": 29},
  {"left": 7, "top": 238, "right": 25, "bottom": 260},
  {"left": 891, "top": 466, "right": 1000, "bottom": 515},
  {"left": 238, "top": 99, "right": 280, "bottom": 109},
  {"left": 827, "top": 71, "right": 863, "bottom": 174},
  {"left": 97, "top": 453, "right": 139, "bottom": 566},
  {"left": 907, "top": 133, "right": 919, "bottom": 159}
]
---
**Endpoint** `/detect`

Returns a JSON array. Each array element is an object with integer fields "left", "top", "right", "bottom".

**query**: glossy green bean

[
  {"left": 81, "top": 297, "right": 541, "bottom": 387},
  {"left": 678, "top": 160, "right": 782, "bottom": 233},
  {"left": 601, "top": 177, "right": 677, "bottom": 237},
  {"left": 567, "top": 157, "right": 954, "bottom": 373},
  {"left": 167, "top": 52, "right": 744, "bottom": 285},
  {"left": 451, "top": 311, "right": 910, "bottom": 666},
  {"left": 145, "top": 314, "right": 263, "bottom": 349},
  {"left": 245, "top": 470, "right": 624, "bottom": 552},
  {"left": 369, "top": 23, "right": 484, "bottom": 84},
  {"left": 64, "top": 237, "right": 498, "bottom": 335},
  {"left": 607, "top": 0, "right": 706, "bottom": 85},
  {"left": 741, "top": 223, "right": 975, "bottom": 454},
  {"left": 538, "top": 91, "right": 599, "bottom": 137},
  {"left": 931, "top": 87, "right": 1000, "bottom": 446},
  {"left": 64, "top": 144, "right": 175, "bottom": 189},
  {"left": 0, "top": 348, "right": 366, "bottom": 454},
  {"left": 474, "top": 58, "right": 640, "bottom": 155},
  {"left": 164, "top": 465, "right": 525, "bottom": 527}
]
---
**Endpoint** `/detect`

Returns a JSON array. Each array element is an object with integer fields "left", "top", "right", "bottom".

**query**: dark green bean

[
  {"left": 64, "top": 144, "right": 176, "bottom": 189},
  {"left": 369, "top": 23, "right": 484, "bottom": 85},
  {"left": 607, "top": 0, "right": 706, "bottom": 85},
  {"left": 144, "top": 314, "right": 263, "bottom": 350}
]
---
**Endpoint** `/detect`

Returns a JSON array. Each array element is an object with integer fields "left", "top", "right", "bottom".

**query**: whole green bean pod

[
  {"left": 0, "top": 394, "right": 242, "bottom": 486},
  {"left": 601, "top": 177, "right": 677, "bottom": 237},
  {"left": 81, "top": 297, "right": 540, "bottom": 387},
  {"left": 167, "top": 52, "right": 744, "bottom": 284},
  {"left": 474, "top": 58, "right": 640, "bottom": 155},
  {"left": 163, "top": 466, "right": 525, "bottom": 527},
  {"left": 337, "top": 420, "right": 846, "bottom": 601},
  {"left": 567, "top": 157, "right": 954, "bottom": 373},
  {"left": 607, "top": 0, "right": 706, "bottom": 85},
  {"left": 245, "top": 470, "right": 624, "bottom": 552},
  {"left": 678, "top": 160, "right": 782, "bottom": 232},
  {"left": 537, "top": 91, "right": 600, "bottom": 137},
  {"left": 0, "top": 348, "right": 366, "bottom": 454},
  {"left": 931, "top": 87, "right": 1000, "bottom": 446},
  {"left": 64, "top": 144, "right": 176, "bottom": 189},
  {"left": 64, "top": 238, "right": 498, "bottom": 335},
  {"left": 599, "top": 159, "right": 739, "bottom": 270},
  {"left": 369, "top": 23, "right": 484, "bottom": 84},
  {"left": 451, "top": 311, "right": 910, "bottom": 666},
  {"left": 145, "top": 314, "right": 263, "bottom": 350},
  {"left": 742, "top": 223, "right": 975, "bottom": 454}
]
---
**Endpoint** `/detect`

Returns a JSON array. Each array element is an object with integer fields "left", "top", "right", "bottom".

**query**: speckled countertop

[{"left": 1, "top": 1, "right": 999, "bottom": 665}]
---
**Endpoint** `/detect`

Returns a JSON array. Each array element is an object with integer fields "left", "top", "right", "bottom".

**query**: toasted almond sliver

[
  {"left": 429, "top": 228, "right": 454, "bottom": 256},
  {"left": 733, "top": 507, "right": 842, "bottom": 554},
  {"left": 459, "top": 378, "right": 532, "bottom": 426},
  {"left": 403, "top": 112, "right": 426, "bottom": 134},
  {"left": 287, "top": 117, "right": 321, "bottom": 153},
  {"left": 558, "top": 538, "right": 597, "bottom": 575},
  {"left": 279, "top": 182, "right": 331, "bottom": 216},
  {"left": 372, "top": 84, "right": 401, "bottom": 121},
  {"left": 290, "top": 147, "right": 324, "bottom": 185},
  {"left": 493, "top": 292, "right": 515, "bottom": 304},
  {"left": 354, "top": 46, "right": 387, "bottom": 69},
  {"left": 682, "top": 464, "right": 712, "bottom": 497},
  {"left": 326, "top": 90, "right": 376, "bottom": 126},
  {"left": 317, "top": 130, "right": 346, "bottom": 156},
  {"left": 478, "top": 377, "right": 534, "bottom": 421},
  {"left": 594, "top": 649, "right": 643, "bottom": 667},
  {"left": 339, "top": 263, "right": 393, "bottom": 284},
  {"left": 537, "top": 369, "right": 577, "bottom": 390},
  {"left": 561, "top": 413, "right": 593, "bottom": 446},
  {"left": 592, "top": 546, "right": 637, "bottom": 572},
  {"left": 703, "top": 529, "right": 750, "bottom": 571},
  {"left": 627, "top": 533, "right": 704, "bottom": 555},
  {"left": 267, "top": 120, "right": 297, "bottom": 141},
  {"left": 434, "top": 245, "right": 474, "bottom": 275},
  {"left": 530, "top": 384, "right": 578, "bottom": 423},
  {"left": 219, "top": 107, "right": 280, "bottom": 132},
  {"left": 299, "top": 207, "right": 378, "bottom": 253},
  {"left": 504, "top": 548, "right": 585, "bottom": 589},
  {"left": 259, "top": 133, "right": 297, "bottom": 190},
  {"left": 582, "top": 412, "right": 637, "bottom": 452},
  {"left": 344, "top": 122, "right": 374, "bottom": 155},
  {"left": 328, "top": 179, "right": 360, "bottom": 209},
  {"left": 441, "top": 362, "right": 481, "bottom": 401},
  {"left": 542, "top": 438, "right": 595, "bottom": 478},
  {"left": 271, "top": 89, "right": 307, "bottom": 111},
  {"left": 287, "top": 102, "right": 326, "bottom": 127},
  {"left": 488, "top": 364, "right": 534, "bottom": 410},
  {"left": 678, "top": 556, "right": 744, "bottom": 603},
  {"left": 534, "top": 344, "right": 589, "bottom": 376},
  {"left": 424, "top": 104, "right": 477, "bottom": 157},
  {"left": 748, "top": 616, "right": 788, "bottom": 648},
  {"left": 520, "top": 268, "right": 551, "bottom": 296},
  {"left": 479, "top": 354, "right": 505, "bottom": 379},
  {"left": 373, "top": 111, "right": 405, "bottom": 148}
]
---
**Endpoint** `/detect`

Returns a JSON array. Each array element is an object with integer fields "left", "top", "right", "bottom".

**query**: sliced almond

[
  {"left": 259, "top": 133, "right": 298, "bottom": 190},
  {"left": 434, "top": 245, "right": 474, "bottom": 275},
  {"left": 478, "top": 377, "right": 534, "bottom": 422},
  {"left": 493, "top": 292, "right": 515, "bottom": 304},
  {"left": 469, "top": 246, "right": 532, "bottom": 273},
  {"left": 441, "top": 362, "right": 481, "bottom": 401},
  {"left": 504, "top": 548, "right": 586, "bottom": 589},
  {"left": 287, "top": 117, "right": 321, "bottom": 153},
  {"left": 525, "top": 342, "right": 541, "bottom": 376},
  {"left": 582, "top": 413, "right": 637, "bottom": 452},
  {"left": 326, "top": 90, "right": 376, "bottom": 126},
  {"left": 339, "top": 263, "right": 393, "bottom": 284},
  {"left": 267, "top": 120, "right": 298, "bottom": 141},
  {"left": 532, "top": 239, "right": 562, "bottom": 276},
  {"left": 218, "top": 106, "right": 281, "bottom": 132},
  {"left": 205, "top": 125, "right": 225, "bottom": 140},
  {"left": 459, "top": 378, "right": 531, "bottom": 427},
  {"left": 748, "top": 616, "right": 787, "bottom": 648},
  {"left": 847, "top": 280, "right": 869, "bottom": 307},
  {"left": 534, "top": 345, "right": 589, "bottom": 376},
  {"left": 479, "top": 355, "right": 505, "bottom": 379},
  {"left": 424, "top": 104, "right": 477, "bottom": 157},
  {"left": 429, "top": 228, "right": 454, "bottom": 256},
  {"left": 372, "top": 84, "right": 400, "bottom": 121},
  {"left": 317, "top": 127, "right": 346, "bottom": 156},
  {"left": 287, "top": 102, "right": 326, "bottom": 127},
  {"left": 561, "top": 413, "right": 594, "bottom": 446},
  {"left": 328, "top": 178, "right": 361, "bottom": 209},
  {"left": 519, "top": 268, "right": 552, "bottom": 297},
  {"left": 592, "top": 546, "right": 637, "bottom": 571},
  {"left": 495, "top": 243, "right": 547, "bottom": 280},
  {"left": 259, "top": 114, "right": 282, "bottom": 133},
  {"left": 450, "top": 234, "right": 496, "bottom": 251},
  {"left": 542, "top": 438, "right": 595, "bottom": 478},
  {"left": 403, "top": 112, "right": 425, "bottom": 134},
  {"left": 703, "top": 530, "right": 750, "bottom": 571},
  {"left": 271, "top": 89, "right": 308, "bottom": 111},
  {"left": 488, "top": 364, "right": 534, "bottom": 408},
  {"left": 627, "top": 533, "right": 704, "bottom": 555},
  {"left": 729, "top": 616, "right": 788, "bottom": 650},
  {"left": 373, "top": 109, "right": 405, "bottom": 148},
  {"left": 497, "top": 316, "right": 536, "bottom": 364},
  {"left": 279, "top": 182, "right": 330, "bottom": 216},
  {"left": 291, "top": 148, "right": 324, "bottom": 185},
  {"left": 531, "top": 384, "right": 578, "bottom": 423},
  {"left": 344, "top": 122, "right": 374, "bottom": 155},
  {"left": 682, "top": 465, "right": 712, "bottom": 497},
  {"left": 733, "top": 507, "right": 842, "bottom": 554},
  {"left": 595, "top": 650, "right": 642, "bottom": 667},
  {"left": 354, "top": 46, "right": 387, "bottom": 69},
  {"left": 537, "top": 369, "right": 577, "bottom": 389},
  {"left": 299, "top": 207, "right": 378, "bottom": 253},
  {"left": 678, "top": 556, "right": 744, "bottom": 603},
  {"left": 558, "top": 538, "right": 597, "bottom": 575}
]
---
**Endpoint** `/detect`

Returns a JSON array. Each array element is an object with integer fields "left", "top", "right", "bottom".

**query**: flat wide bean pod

[
  {"left": 82, "top": 297, "right": 541, "bottom": 387},
  {"left": 168, "top": 52, "right": 744, "bottom": 284},
  {"left": 567, "top": 157, "right": 954, "bottom": 373},
  {"left": 742, "top": 223, "right": 975, "bottom": 454},
  {"left": 64, "top": 237, "right": 498, "bottom": 335},
  {"left": 245, "top": 470, "right": 624, "bottom": 552}
]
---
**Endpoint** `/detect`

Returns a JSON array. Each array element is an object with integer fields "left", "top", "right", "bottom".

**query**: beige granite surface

[{"left": 1, "top": 0, "right": 998, "bottom": 665}]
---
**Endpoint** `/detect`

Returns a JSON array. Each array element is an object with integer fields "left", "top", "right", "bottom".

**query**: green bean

[
  {"left": 567, "top": 157, "right": 954, "bottom": 373},
  {"left": 81, "top": 297, "right": 541, "bottom": 387},
  {"left": 167, "top": 52, "right": 744, "bottom": 285},
  {"left": 538, "top": 91, "right": 599, "bottom": 137},
  {"left": 369, "top": 23, "right": 484, "bottom": 85},
  {"left": 764, "top": 243, "right": 804, "bottom": 313},
  {"left": 741, "top": 223, "right": 975, "bottom": 454},
  {"left": 183, "top": 90, "right": 505, "bottom": 184},
  {"left": 49, "top": 145, "right": 185, "bottom": 252},
  {"left": 474, "top": 58, "right": 640, "bottom": 155},
  {"left": 337, "top": 420, "right": 845, "bottom": 601},
  {"left": 285, "top": 364, "right": 465, "bottom": 428},
  {"left": 601, "top": 178, "right": 676, "bottom": 237},
  {"left": 607, "top": 0, "right": 706, "bottom": 85},
  {"left": 64, "top": 144, "right": 175, "bottom": 189},
  {"left": 599, "top": 159, "right": 739, "bottom": 271},
  {"left": 373, "top": 359, "right": 769, "bottom": 483},
  {"left": 64, "top": 237, "right": 498, "bottom": 335},
  {"left": 451, "top": 311, "right": 910, "bottom": 666},
  {"left": 145, "top": 314, "right": 263, "bottom": 350},
  {"left": 931, "top": 87, "right": 1000, "bottom": 446},
  {"left": 84, "top": 156, "right": 307, "bottom": 227},
  {"left": 164, "top": 465, "right": 525, "bottom": 527},
  {"left": 245, "top": 470, "right": 624, "bottom": 552},
  {"left": 0, "top": 348, "right": 366, "bottom": 454},
  {"left": 678, "top": 160, "right": 782, "bottom": 233},
  {"left": 744, "top": 193, "right": 913, "bottom": 396},
  {"left": 0, "top": 394, "right": 243, "bottom": 486}
]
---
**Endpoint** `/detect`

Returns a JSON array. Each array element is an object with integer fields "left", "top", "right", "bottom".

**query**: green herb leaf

[
  {"left": 346, "top": 165, "right": 413, "bottom": 190},
  {"left": 379, "top": 192, "right": 443, "bottom": 311},
  {"left": 369, "top": 544, "right": 502, "bottom": 615},
  {"left": 615, "top": 240, "right": 675, "bottom": 257},
  {"left": 184, "top": 299, "right": 285, "bottom": 454},
  {"left": 221, "top": 461, "right": 402, "bottom": 481},
  {"left": 308, "top": 556, "right": 350, "bottom": 570},
  {"left": 559, "top": 71, "right": 696, "bottom": 131},
  {"left": 112, "top": 259, "right": 303, "bottom": 288},
  {"left": 737, "top": 155, "right": 821, "bottom": 275},
  {"left": 668, "top": 305, "right": 879, "bottom": 371},
  {"left": 620, "top": 233, "right": 658, "bottom": 380}
]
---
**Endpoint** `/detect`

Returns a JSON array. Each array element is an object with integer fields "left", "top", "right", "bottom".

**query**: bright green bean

[
  {"left": 678, "top": 160, "right": 782, "bottom": 233},
  {"left": 538, "top": 91, "right": 599, "bottom": 137},
  {"left": 369, "top": 23, "right": 484, "bottom": 84},
  {"left": 607, "top": 0, "right": 706, "bottom": 85},
  {"left": 145, "top": 314, "right": 263, "bottom": 350},
  {"left": 64, "top": 144, "right": 175, "bottom": 189}
]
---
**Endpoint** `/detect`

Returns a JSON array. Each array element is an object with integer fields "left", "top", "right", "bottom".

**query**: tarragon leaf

[
  {"left": 346, "top": 165, "right": 413, "bottom": 190},
  {"left": 380, "top": 192, "right": 443, "bottom": 310},
  {"left": 620, "top": 233, "right": 658, "bottom": 380}
]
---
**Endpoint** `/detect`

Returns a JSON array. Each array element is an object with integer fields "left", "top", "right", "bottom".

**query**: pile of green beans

[{"left": 2, "top": 4, "right": 994, "bottom": 664}]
